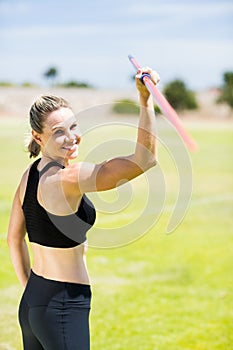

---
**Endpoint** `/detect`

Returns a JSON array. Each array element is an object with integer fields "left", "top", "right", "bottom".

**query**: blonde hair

[{"left": 28, "top": 95, "right": 70, "bottom": 158}]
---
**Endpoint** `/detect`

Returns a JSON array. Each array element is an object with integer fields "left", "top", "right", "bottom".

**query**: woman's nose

[
  {"left": 65, "top": 131, "right": 76, "bottom": 142},
  {"left": 65, "top": 131, "right": 81, "bottom": 144}
]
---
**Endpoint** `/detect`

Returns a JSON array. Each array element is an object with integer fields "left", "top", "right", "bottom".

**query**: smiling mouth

[{"left": 62, "top": 144, "right": 77, "bottom": 151}]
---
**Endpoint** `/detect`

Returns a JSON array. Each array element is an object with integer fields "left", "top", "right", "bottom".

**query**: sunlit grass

[{"left": 0, "top": 118, "right": 233, "bottom": 349}]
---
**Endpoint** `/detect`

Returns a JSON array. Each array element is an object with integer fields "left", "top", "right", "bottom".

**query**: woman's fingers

[{"left": 136, "top": 67, "right": 160, "bottom": 85}]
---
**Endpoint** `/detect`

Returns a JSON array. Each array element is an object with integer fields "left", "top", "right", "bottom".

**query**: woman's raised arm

[{"left": 62, "top": 67, "right": 159, "bottom": 194}]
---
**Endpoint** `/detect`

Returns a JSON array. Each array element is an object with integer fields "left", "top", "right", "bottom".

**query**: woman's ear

[{"left": 32, "top": 130, "right": 42, "bottom": 146}]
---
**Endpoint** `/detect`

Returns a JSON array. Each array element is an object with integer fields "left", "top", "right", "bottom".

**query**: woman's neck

[{"left": 40, "top": 155, "right": 69, "bottom": 167}]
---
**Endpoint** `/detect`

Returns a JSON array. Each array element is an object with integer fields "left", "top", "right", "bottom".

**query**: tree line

[
  {"left": 42, "top": 67, "right": 233, "bottom": 111},
  {"left": 43, "top": 67, "right": 92, "bottom": 88},
  {"left": 0, "top": 66, "right": 232, "bottom": 111}
]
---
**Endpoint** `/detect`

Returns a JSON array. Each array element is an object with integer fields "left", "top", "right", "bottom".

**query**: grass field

[{"left": 0, "top": 116, "right": 233, "bottom": 350}]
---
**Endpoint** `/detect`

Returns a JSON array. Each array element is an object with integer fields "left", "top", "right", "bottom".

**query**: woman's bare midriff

[{"left": 30, "top": 241, "right": 90, "bottom": 284}]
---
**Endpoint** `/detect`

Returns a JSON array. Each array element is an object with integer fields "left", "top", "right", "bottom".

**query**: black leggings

[{"left": 18, "top": 270, "right": 92, "bottom": 350}]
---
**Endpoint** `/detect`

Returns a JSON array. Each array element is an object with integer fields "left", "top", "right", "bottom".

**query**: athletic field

[{"left": 0, "top": 102, "right": 233, "bottom": 349}]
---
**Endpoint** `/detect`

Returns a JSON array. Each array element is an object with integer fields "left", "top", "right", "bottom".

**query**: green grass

[{"left": 0, "top": 118, "right": 233, "bottom": 349}]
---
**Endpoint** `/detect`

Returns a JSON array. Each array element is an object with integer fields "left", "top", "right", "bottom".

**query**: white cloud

[
  {"left": 0, "top": 24, "right": 104, "bottom": 38},
  {"left": 0, "top": 0, "right": 232, "bottom": 89},
  {"left": 128, "top": 1, "right": 233, "bottom": 17},
  {"left": 0, "top": 0, "right": 31, "bottom": 15}
]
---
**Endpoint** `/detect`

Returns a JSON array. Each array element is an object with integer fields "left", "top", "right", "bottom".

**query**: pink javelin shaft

[{"left": 128, "top": 55, "right": 197, "bottom": 151}]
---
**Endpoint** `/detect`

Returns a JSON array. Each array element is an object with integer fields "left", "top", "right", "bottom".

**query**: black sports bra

[{"left": 22, "top": 158, "right": 96, "bottom": 248}]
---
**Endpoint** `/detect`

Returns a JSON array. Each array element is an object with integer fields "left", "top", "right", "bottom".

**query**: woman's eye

[
  {"left": 71, "top": 124, "right": 78, "bottom": 130},
  {"left": 55, "top": 129, "right": 64, "bottom": 135}
]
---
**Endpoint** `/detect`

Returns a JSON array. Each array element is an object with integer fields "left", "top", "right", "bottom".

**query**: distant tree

[
  {"left": 217, "top": 72, "right": 233, "bottom": 108},
  {"left": 0, "top": 81, "right": 14, "bottom": 87},
  {"left": 58, "top": 80, "right": 93, "bottom": 88},
  {"left": 163, "top": 79, "right": 198, "bottom": 111},
  {"left": 21, "top": 82, "right": 38, "bottom": 88},
  {"left": 112, "top": 99, "right": 161, "bottom": 115},
  {"left": 113, "top": 99, "right": 140, "bottom": 115},
  {"left": 43, "top": 67, "right": 58, "bottom": 86}
]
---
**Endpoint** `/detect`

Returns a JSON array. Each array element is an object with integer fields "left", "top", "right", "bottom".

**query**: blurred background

[
  {"left": 0, "top": 0, "right": 232, "bottom": 89},
  {"left": 0, "top": 1, "right": 233, "bottom": 349}
]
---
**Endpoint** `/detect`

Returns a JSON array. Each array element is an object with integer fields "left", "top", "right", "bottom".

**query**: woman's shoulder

[
  {"left": 38, "top": 162, "right": 83, "bottom": 214},
  {"left": 61, "top": 161, "right": 99, "bottom": 194},
  {"left": 41, "top": 160, "right": 98, "bottom": 195},
  {"left": 38, "top": 161, "right": 83, "bottom": 200},
  {"left": 59, "top": 162, "right": 83, "bottom": 195}
]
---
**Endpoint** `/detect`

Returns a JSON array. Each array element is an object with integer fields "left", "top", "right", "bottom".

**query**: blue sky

[{"left": 1, "top": 0, "right": 232, "bottom": 90}]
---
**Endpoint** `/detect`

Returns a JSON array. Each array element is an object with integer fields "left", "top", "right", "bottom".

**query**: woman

[{"left": 7, "top": 67, "right": 160, "bottom": 350}]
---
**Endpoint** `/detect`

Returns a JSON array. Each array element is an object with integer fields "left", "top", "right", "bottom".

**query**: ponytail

[{"left": 28, "top": 138, "right": 41, "bottom": 158}]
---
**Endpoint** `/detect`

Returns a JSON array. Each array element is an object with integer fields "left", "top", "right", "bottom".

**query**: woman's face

[{"left": 34, "top": 107, "right": 81, "bottom": 163}]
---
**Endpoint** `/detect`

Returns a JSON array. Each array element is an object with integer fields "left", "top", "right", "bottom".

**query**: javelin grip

[
  {"left": 140, "top": 73, "right": 151, "bottom": 85},
  {"left": 128, "top": 54, "right": 197, "bottom": 151}
]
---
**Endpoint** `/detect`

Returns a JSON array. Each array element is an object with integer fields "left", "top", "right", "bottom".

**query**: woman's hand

[{"left": 135, "top": 67, "right": 160, "bottom": 104}]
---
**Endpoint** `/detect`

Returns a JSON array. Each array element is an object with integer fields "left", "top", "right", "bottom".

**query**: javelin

[{"left": 128, "top": 55, "right": 197, "bottom": 151}]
